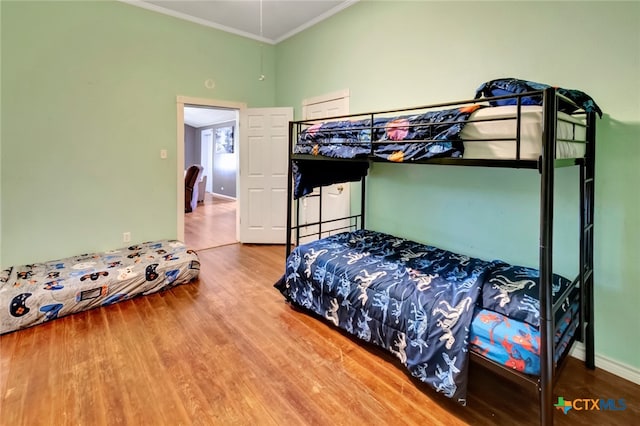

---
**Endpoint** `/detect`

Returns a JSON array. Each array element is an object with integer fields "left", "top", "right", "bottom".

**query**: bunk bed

[{"left": 274, "top": 79, "right": 600, "bottom": 425}]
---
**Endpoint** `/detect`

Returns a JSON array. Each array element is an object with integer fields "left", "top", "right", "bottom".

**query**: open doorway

[
  {"left": 182, "top": 105, "right": 239, "bottom": 251},
  {"left": 177, "top": 96, "right": 292, "bottom": 246}
]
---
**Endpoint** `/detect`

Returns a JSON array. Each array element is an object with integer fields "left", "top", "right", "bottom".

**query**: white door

[
  {"left": 299, "top": 93, "right": 351, "bottom": 242},
  {"left": 239, "top": 107, "right": 293, "bottom": 244},
  {"left": 200, "top": 129, "right": 213, "bottom": 193}
]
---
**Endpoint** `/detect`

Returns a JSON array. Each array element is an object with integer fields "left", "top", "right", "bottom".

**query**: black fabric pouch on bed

[{"left": 292, "top": 160, "right": 369, "bottom": 199}]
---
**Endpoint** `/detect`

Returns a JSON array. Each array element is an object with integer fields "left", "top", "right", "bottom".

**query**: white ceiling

[
  {"left": 184, "top": 106, "right": 237, "bottom": 128},
  {"left": 126, "top": 0, "right": 358, "bottom": 44}
]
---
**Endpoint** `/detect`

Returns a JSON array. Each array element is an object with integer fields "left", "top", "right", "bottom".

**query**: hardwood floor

[
  {"left": 184, "top": 193, "right": 237, "bottom": 251},
  {"left": 1, "top": 244, "right": 638, "bottom": 425}
]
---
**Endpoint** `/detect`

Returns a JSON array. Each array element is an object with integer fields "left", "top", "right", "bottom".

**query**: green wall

[
  {"left": 276, "top": 1, "right": 640, "bottom": 369},
  {"left": 1, "top": 0, "right": 276, "bottom": 266},
  {"left": 0, "top": 0, "right": 3, "bottom": 268}
]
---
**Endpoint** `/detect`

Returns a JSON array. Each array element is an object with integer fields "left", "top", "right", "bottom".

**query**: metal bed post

[
  {"left": 360, "top": 172, "right": 367, "bottom": 230},
  {"left": 318, "top": 186, "right": 323, "bottom": 238},
  {"left": 286, "top": 121, "right": 295, "bottom": 258},
  {"left": 539, "top": 87, "right": 557, "bottom": 426}
]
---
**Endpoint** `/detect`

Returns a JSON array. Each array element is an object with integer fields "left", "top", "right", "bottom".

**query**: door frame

[{"left": 176, "top": 96, "right": 246, "bottom": 241}]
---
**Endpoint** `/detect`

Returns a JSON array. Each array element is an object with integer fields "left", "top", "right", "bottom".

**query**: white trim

[
  {"left": 570, "top": 342, "right": 640, "bottom": 385},
  {"left": 210, "top": 192, "right": 236, "bottom": 202},
  {"left": 178, "top": 96, "right": 246, "bottom": 111},
  {"left": 273, "top": 0, "right": 360, "bottom": 44},
  {"left": 302, "top": 89, "right": 351, "bottom": 107},
  {"left": 176, "top": 96, "right": 246, "bottom": 242},
  {"left": 120, "top": 0, "right": 275, "bottom": 44},
  {"left": 176, "top": 105, "right": 185, "bottom": 241}
]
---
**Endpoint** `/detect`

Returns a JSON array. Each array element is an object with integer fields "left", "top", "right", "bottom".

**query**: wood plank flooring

[
  {"left": 1, "top": 245, "right": 638, "bottom": 425},
  {"left": 184, "top": 193, "right": 237, "bottom": 251}
]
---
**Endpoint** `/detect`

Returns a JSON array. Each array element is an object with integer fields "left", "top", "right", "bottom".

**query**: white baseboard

[
  {"left": 210, "top": 192, "right": 236, "bottom": 201},
  {"left": 570, "top": 342, "right": 640, "bottom": 385}
]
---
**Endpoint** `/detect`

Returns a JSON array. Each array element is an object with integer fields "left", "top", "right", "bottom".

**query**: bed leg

[
  {"left": 539, "top": 319, "right": 555, "bottom": 426},
  {"left": 586, "top": 319, "right": 596, "bottom": 369}
]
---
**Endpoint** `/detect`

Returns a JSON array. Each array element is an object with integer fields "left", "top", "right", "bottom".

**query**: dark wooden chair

[{"left": 185, "top": 164, "right": 203, "bottom": 213}]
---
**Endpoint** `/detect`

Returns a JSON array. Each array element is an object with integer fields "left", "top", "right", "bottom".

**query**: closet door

[{"left": 299, "top": 91, "right": 352, "bottom": 243}]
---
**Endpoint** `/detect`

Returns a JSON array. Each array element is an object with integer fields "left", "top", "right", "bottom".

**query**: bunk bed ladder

[
  {"left": 580, "top": 111, "right": 597, "bottom": 369},
  {"left": 539, "top": 92, "right": 597, "bottom": 426}
]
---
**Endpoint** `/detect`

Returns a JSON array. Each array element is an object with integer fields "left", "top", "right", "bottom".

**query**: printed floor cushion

[{"left": 0, "top": 240, "right": 200, "bottom": 334}]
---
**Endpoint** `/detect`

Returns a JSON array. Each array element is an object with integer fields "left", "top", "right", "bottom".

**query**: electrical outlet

[{"left": 123, "top": 232, "right": 131, "bottom": 243}]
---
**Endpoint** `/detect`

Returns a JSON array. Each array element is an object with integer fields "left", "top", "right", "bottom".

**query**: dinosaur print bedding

[
  {"left": 0, "top": 240, "right": 200, "bottom": 335},
  {"left": 275, "top": 229, "right": 495, "bottom": 404},
  {"left": 274, "top": 230, "right": 578, "bottom": 403}
]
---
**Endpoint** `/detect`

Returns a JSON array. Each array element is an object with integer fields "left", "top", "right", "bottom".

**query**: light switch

[{"left": 160, "top": 149, "right": 168, "bottom": 159}]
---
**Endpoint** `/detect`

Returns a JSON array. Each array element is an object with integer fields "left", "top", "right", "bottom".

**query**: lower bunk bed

[
  {"left": 0, "top": 240, "right": 200, "bottom": 335},
  {"left": 274, "top": 229, "right": 580, "bottom": 405}
]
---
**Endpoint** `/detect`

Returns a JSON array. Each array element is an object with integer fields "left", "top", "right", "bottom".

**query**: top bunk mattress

[
  {"left": 294, "top": 105, "right": 586, "bottom": 162},
  {"left": 460, "top": 106, "right": 586, "bottom": 160}
]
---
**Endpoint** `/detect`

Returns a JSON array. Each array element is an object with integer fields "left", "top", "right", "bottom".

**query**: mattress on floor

[
  {"left": 461, "top": 105, "right": 586, "bottom": 160},
  {"left": 0, "top": 240, "right": 200, "bottom": 334},
  {"left": 469, "top": 302, "right": 578, "bottom": 375}
]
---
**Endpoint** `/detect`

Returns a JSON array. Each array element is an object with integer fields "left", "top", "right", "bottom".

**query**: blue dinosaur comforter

[{"left": 274, "top": 229, "right": 495, "bottom": 404}]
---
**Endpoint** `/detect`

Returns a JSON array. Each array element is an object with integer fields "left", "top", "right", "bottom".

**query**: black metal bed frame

[{"left": 283, "top": 88, "right": 596, "bottom": 426}]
